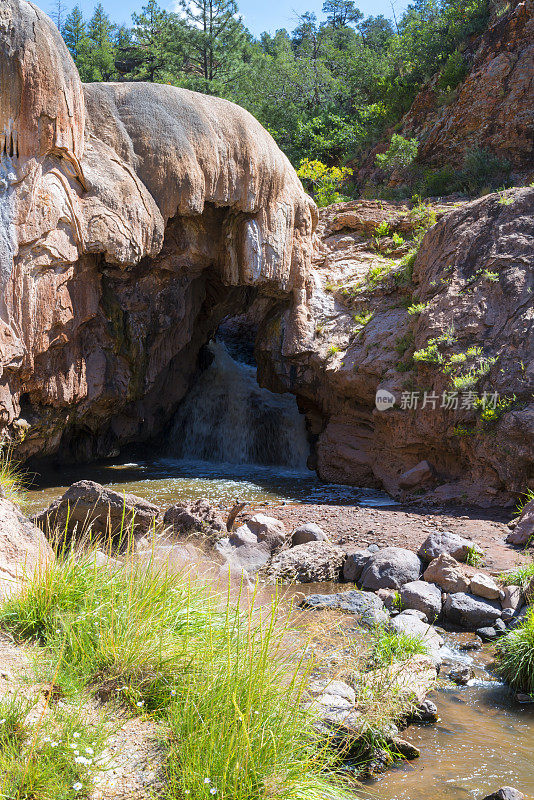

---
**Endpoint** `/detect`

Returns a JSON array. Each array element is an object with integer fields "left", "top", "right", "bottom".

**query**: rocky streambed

[{"left": 13, "top": 474, "right": 532, "bottom": 799}]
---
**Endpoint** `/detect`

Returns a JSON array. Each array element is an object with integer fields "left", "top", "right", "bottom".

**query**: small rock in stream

[
  {"left": 476, "top": 626, "right": 500, "bottom": 641},
  {"left": 448, "top": 665, "right": 474, "bottom": 685},
  {"left": 390, "top": 737, "right": 420, "bottom": 760},
  {"left": 482, "top": 788, "right": 525, "bottom": 800},
  {"left": 459, "top": 636, "right": 483, "bottom": 651},
  {"left": 409, "top": 698, "right": 439, "bottom": 722}
]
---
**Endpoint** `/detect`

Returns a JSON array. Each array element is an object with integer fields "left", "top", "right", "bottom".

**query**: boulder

[
  {"left": 409, "top": 698, "right": 438, "bottom": 722},
  {"left": 477, "top": 626, "right": 498, "bottom": 641},
  {"left": 263, "top": 541, "right": 346, "bottom": 583},
  {"left": 236, "top": 515, "right": 286, "bottom": 549},
  {"left": 448, "top": 665, "right": 474, "bottom": 685},
  {"left": 291, "top": 522, "right": 328, "bottom": 547},
  {"left": 482, "top": 788, "right": 525, "bottom": 800},
  {"left": 418, "top": 531, "right": 482, "bottom": 563},
  {"left": 470, "top": 573, "right": 502, "bottom": 601},
  {"left": 501, "top": 584, "right": 523, "bottom": 613},
  {"left": 342, "top": 548, "right": 371, "bottom": 582},
  {"left": 215, "top": 514, "right": 286, "bottom": 574},
  {"left": 400, "top": 580, "right": 442, "bottom": 621},
  {"left": 423, "top": 554, "right": 471, "bottom": 593},
  {"left": 389, "top": 613, "right": 444, "bottom": 659},
  {"left": 506, "top": 498, "right": 534, "bottom": 545},
  {"left": 0, "top": 499, "right": 54, "bottom": 600},
  {"left": 443, "top": 592, "right": 501, "bottom": 629},
  {"left": 360, "top": 547, "right": 423, "bottom": 591},
  {"left": 398, "top": 460, "right": 433, "bottom": 489},
  {"left": 163, "top": 499, "right": 226, "bottom": 536},
  {"left": 33, "top": 481, "right": 161, "bottom": 544}
]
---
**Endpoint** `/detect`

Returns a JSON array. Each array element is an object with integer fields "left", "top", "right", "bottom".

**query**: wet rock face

[{"left": 0, "top": 0, "right": 315, "bottom": 464}]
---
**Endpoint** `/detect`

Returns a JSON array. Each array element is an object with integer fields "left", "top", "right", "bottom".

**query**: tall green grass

[
  {"left": 499, "top": 561, "right": 534, "bottom": 590},
  {"left": 0, "top": 553, "right": 355, "bottom": 799},
  {"left": 496, "top": 607, "right": 534, "bottom": 695},
  {"left": 0, "top": 441, "right": 26, "bottom": 508}
]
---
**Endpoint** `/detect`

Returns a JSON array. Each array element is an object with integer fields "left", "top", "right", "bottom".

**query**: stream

[{"left": 24, "top": 337, "right": 534, "bottom": 799}]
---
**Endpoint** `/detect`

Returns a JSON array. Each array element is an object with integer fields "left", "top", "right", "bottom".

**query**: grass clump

[
  {"left": 368, "top": 626, "right": 429, "bottom": 670},
  {"left": 0, "top": 442, "right": 26, "bottom": 508},
  {"left": 496, "top": 607, "right": 534, "bottom": 695},
  {"left": 499, "top": 561, "right": 534, "bottom": 590},
  {"left": 513, "top": 489, "right": 534, "bottom": 518},
  {"left": 0, "top": 554, "right": 354, "bottom": 800}
]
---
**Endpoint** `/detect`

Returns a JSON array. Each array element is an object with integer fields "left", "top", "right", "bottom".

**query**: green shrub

[
  {"left": 460, "top": 146, "right": 511, "bottom": 195},
  {"left": 496, "top": 608, "right": 534, "bottom": 695},
  {"left": 376, "top": 135, "right": 419, "bottom": 174},
  {"left": 499, "top": 561, "right": 534, "bottom": 590},
  {"left": 438, "top": 50, "right": 468, "bottom": 92},
  {"left": 297, "top": 159, "right": 352, "bottom": 207}
]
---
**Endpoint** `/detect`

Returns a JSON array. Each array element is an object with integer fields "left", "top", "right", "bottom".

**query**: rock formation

[
  {"left": 0, "top": 0, "right": 316, "bottom": 462},
  {"left": 357, "top": 0, "right": 534, "bottom": 186},
  {"left": 257, "top": 189, "right": 534, "bottom": 504}
]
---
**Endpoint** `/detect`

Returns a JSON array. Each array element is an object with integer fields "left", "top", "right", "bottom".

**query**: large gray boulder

[
  {"left": 33, "top": 480, "right": 161, "bottom": 544},
  {"left": 342, "top": 548, "right": 371, "bottom": 582},
  {"left": 0, "top": 499, "right": 54, "bottom": 600},
  {"left": 443, "top": 592, "right": 502, "bottom": 629},
  {"left": 290, "top": 522, "right": 328, "bottom": 547},
  {"left": 263, "top": 541, "right": 346, "bottom": 583},
  {"left": 360, "top": 547, "right": 422, "bottom": 590},
  {"left": 400, "top": 580, "right": 442, "bottom": 621},
  {"left": 418, "top": 531, "right": 482, "bottom": 563}
]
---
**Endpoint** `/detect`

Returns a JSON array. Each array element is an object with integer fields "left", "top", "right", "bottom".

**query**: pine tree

[
  {"left": 63, "top": 6, "right": 87, "bottom": 61},
  {"left": 130, "top": 0, "right": 175, "bottom": 82},
  {"left": 179, "top": 0, "right": 247, "bottom": 88},
  {"left": 85, "top": 3, "right": 117, "bottom": 81}
]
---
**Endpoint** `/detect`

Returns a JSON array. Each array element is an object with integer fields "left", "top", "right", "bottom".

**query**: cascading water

[{"left": 168, "top": 339, "right": 310, "bottom": 469}]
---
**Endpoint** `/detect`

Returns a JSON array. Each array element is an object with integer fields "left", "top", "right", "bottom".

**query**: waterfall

[{"left": 168, "top": 340, "right": 310, "bottom": 469}]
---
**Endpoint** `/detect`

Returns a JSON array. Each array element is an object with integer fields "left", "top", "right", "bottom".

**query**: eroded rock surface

[
  {"left": 258, "top": 188, "right": 534, "bottom": 505},
  {"left": 0, "top": 0, "right": 315, "bottom": 464},
  {"left": 0, "top": 499, "right": 53, "bottom": 599}
]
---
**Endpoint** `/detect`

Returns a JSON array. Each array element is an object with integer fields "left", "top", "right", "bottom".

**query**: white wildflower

[
  {"left": 85, "top": 747, "right": 94, "bottom": 755},
  {"left": 204, "top": 778, "right": 211, "bottom": 784},
  {"left": 73, "top": 783, "right": 83, "bottom": 792},
  {"left": 136, "top": 701, "right": 144, "bottom": 708},
  {"left": 73, "top": 732, "right": 80, "bottom": 738}
]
